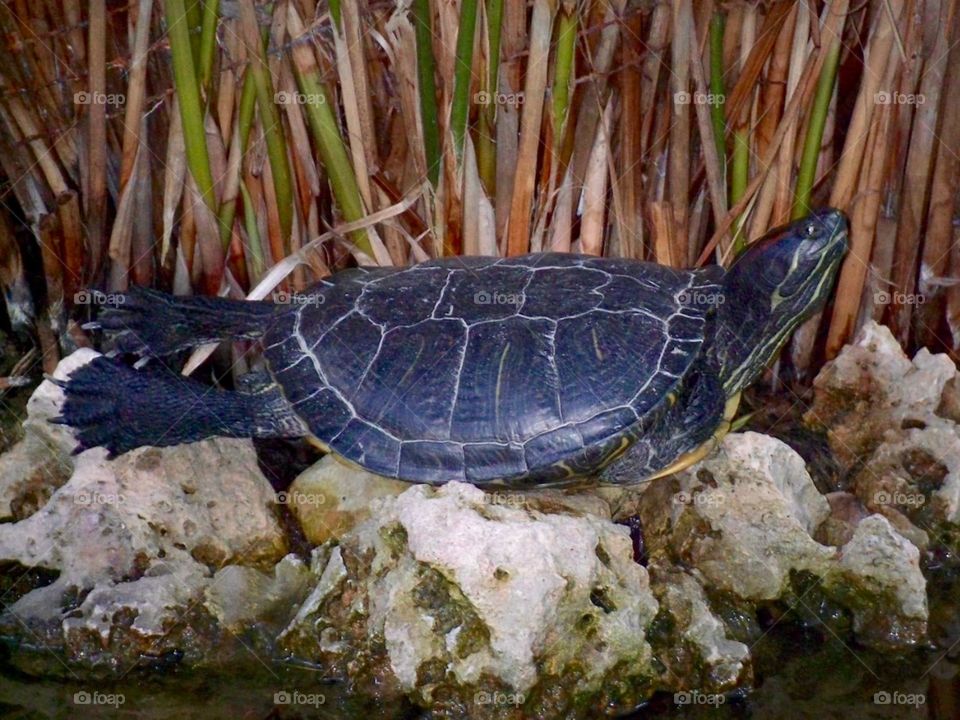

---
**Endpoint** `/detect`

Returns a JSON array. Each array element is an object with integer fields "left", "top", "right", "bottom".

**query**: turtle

[{"left": 53, "top": 208, "right": 848, "bottom": 487}]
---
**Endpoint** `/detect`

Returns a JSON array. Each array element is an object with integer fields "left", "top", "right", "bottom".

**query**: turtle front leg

[{"left": 83, "top": 286, "right": 280, "bottom": 357}]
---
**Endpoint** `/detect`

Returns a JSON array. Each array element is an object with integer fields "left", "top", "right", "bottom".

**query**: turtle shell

[{"left": 262, "top": 253, "right": 723, "bottom": 484}]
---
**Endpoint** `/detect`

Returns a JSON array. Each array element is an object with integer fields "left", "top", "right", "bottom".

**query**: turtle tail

[
  {"left": 50, "top": 356, "right": 304, "bottom": 457},
  {"left": 81, "top": 286, "right": 279, "bottom": 357}
]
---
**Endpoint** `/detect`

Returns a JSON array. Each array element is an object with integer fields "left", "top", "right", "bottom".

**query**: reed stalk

[
  {"left": 412, "top": 0, "right": 441, "bottom": 185},
  {"left": 165, "top": 0, "right": 221, "bottom": 219},
  {"left": 287, "top": 4, "right": 372, "bottom": 258},
  {"left": 450, "top": 0, "right": 480, "bottom": 161}
]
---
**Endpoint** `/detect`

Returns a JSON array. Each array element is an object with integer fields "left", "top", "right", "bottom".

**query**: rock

[
  {"left": 809, "top": 320, "right": 960, "bottom": 528},
  {"left": 650, "top": 566, "right": 751, "bottom": 690},
  {"left": 0, "top": 349, "right": 96, "bottom": 520},
  {"left": 205, "top": 554, "right": 313, "bottom": 630},
  {"left": 0, "top": 350, "right": 290, "bottom": 674},
  {"left": 286, "top": 455, "right": 408, "bottom": 544},
  {"left": 637, "top": 432, "right": 927, "bottom": 650},
  {"left": 281, "top": 481, "right": 661, "bottom": 715},
  {"left": 816, "top": 491, "right": 928, "bottom": 552},
  {"left": 808, "top": 321, "right": 956, "bottom": 471},
  {"left": 827, "top": 515, "right": 927, "bottom": 648},
  {"left": 0, "top": 341, "right": 942, "bottom": 707},
  {"left": 288, "top": 457, "right": 614, "bottom": 545},
  {"left": 816, "top": 492, "right": 871, "bottom": 547},
  {"left": 640, "top": 432, "right": 834, "bottom": 600}
]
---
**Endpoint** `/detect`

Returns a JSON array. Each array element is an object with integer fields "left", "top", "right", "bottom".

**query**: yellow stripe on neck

[{"left": 643, "top": 392, "right": 741, "bottom": 481}]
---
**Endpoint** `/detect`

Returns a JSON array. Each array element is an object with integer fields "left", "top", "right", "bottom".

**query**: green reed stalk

[
  {"left": 793, "top": 40, "right": 840, "bottom": 218},
  {"left": 292, "top": 68, "right": 372, "bottom": 256},
  {"left": 451, "top": 0, "right": 480, "bottom": 160},
  {"left": 477, "top": 0, "right": 505, "bottom": 191},
  {"left": 551, "top": 9, "right": 577, "bottom": 143},
  {"left": 412, "top": 0, "right": 441, "bottom": 185},
  {"left": 165, "top": 0, "right": 225, "bottom": 236},
  {"left": 198, "top": 0, "right": 219, "bottom": 89}
]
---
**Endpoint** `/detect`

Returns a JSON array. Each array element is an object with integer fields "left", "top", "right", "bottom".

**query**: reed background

[{"left": 0, "top": 0, "right": 957, "bottom": 387}]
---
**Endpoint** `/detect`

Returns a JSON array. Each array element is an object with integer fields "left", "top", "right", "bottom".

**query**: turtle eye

[{"left": 804, "top": 222, "right": 821, "bottom": 239}]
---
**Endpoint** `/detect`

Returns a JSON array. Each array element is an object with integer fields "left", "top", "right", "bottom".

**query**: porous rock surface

[
  {"left": 808, "top": 321, "right": 960, "bottom": 527},
  {"left": 0, "top": 351, "right": 295, "bottom": 673},
  {"left": 634, "top": 431, "right": 927, "bottom": 649},
  {"left": 0, "top": 339, "right": 948, "bottom": 716},
  {"left": 280, "top": 481, "right": 667, "bottom": 714}
]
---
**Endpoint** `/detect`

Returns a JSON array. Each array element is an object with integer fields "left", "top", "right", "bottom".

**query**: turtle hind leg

[
  {"left": 85, "top": 286, "right": 279, "bottom": 357},
  {"left": 50, "top": 356, "right": 307, "bottom": 456}
]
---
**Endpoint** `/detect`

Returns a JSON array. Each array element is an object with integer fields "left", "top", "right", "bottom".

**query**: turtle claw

[{"left": 46, "top": 375, "right": 68, "bottom": 389}]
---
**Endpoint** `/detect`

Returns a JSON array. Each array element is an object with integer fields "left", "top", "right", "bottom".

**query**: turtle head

[{"left": 715, "top": 208, "right": 848, "bottom": 393}]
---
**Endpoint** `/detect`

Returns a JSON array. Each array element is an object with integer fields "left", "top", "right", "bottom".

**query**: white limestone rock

[
  {"left": 281, "top": 480, "right": 662, "bottom": 713},
  {"left": 0, "top": 351, "right": 290, "bottom": 669}
]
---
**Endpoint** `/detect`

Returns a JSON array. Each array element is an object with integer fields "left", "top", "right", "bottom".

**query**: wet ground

[{"left": 1, "top": 614, "right": 956, "bottom": 719}]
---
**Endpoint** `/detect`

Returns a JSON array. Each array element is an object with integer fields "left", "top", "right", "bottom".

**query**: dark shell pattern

[{"left": 262, "top": 253, "right": 722, "bottom": 484}]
